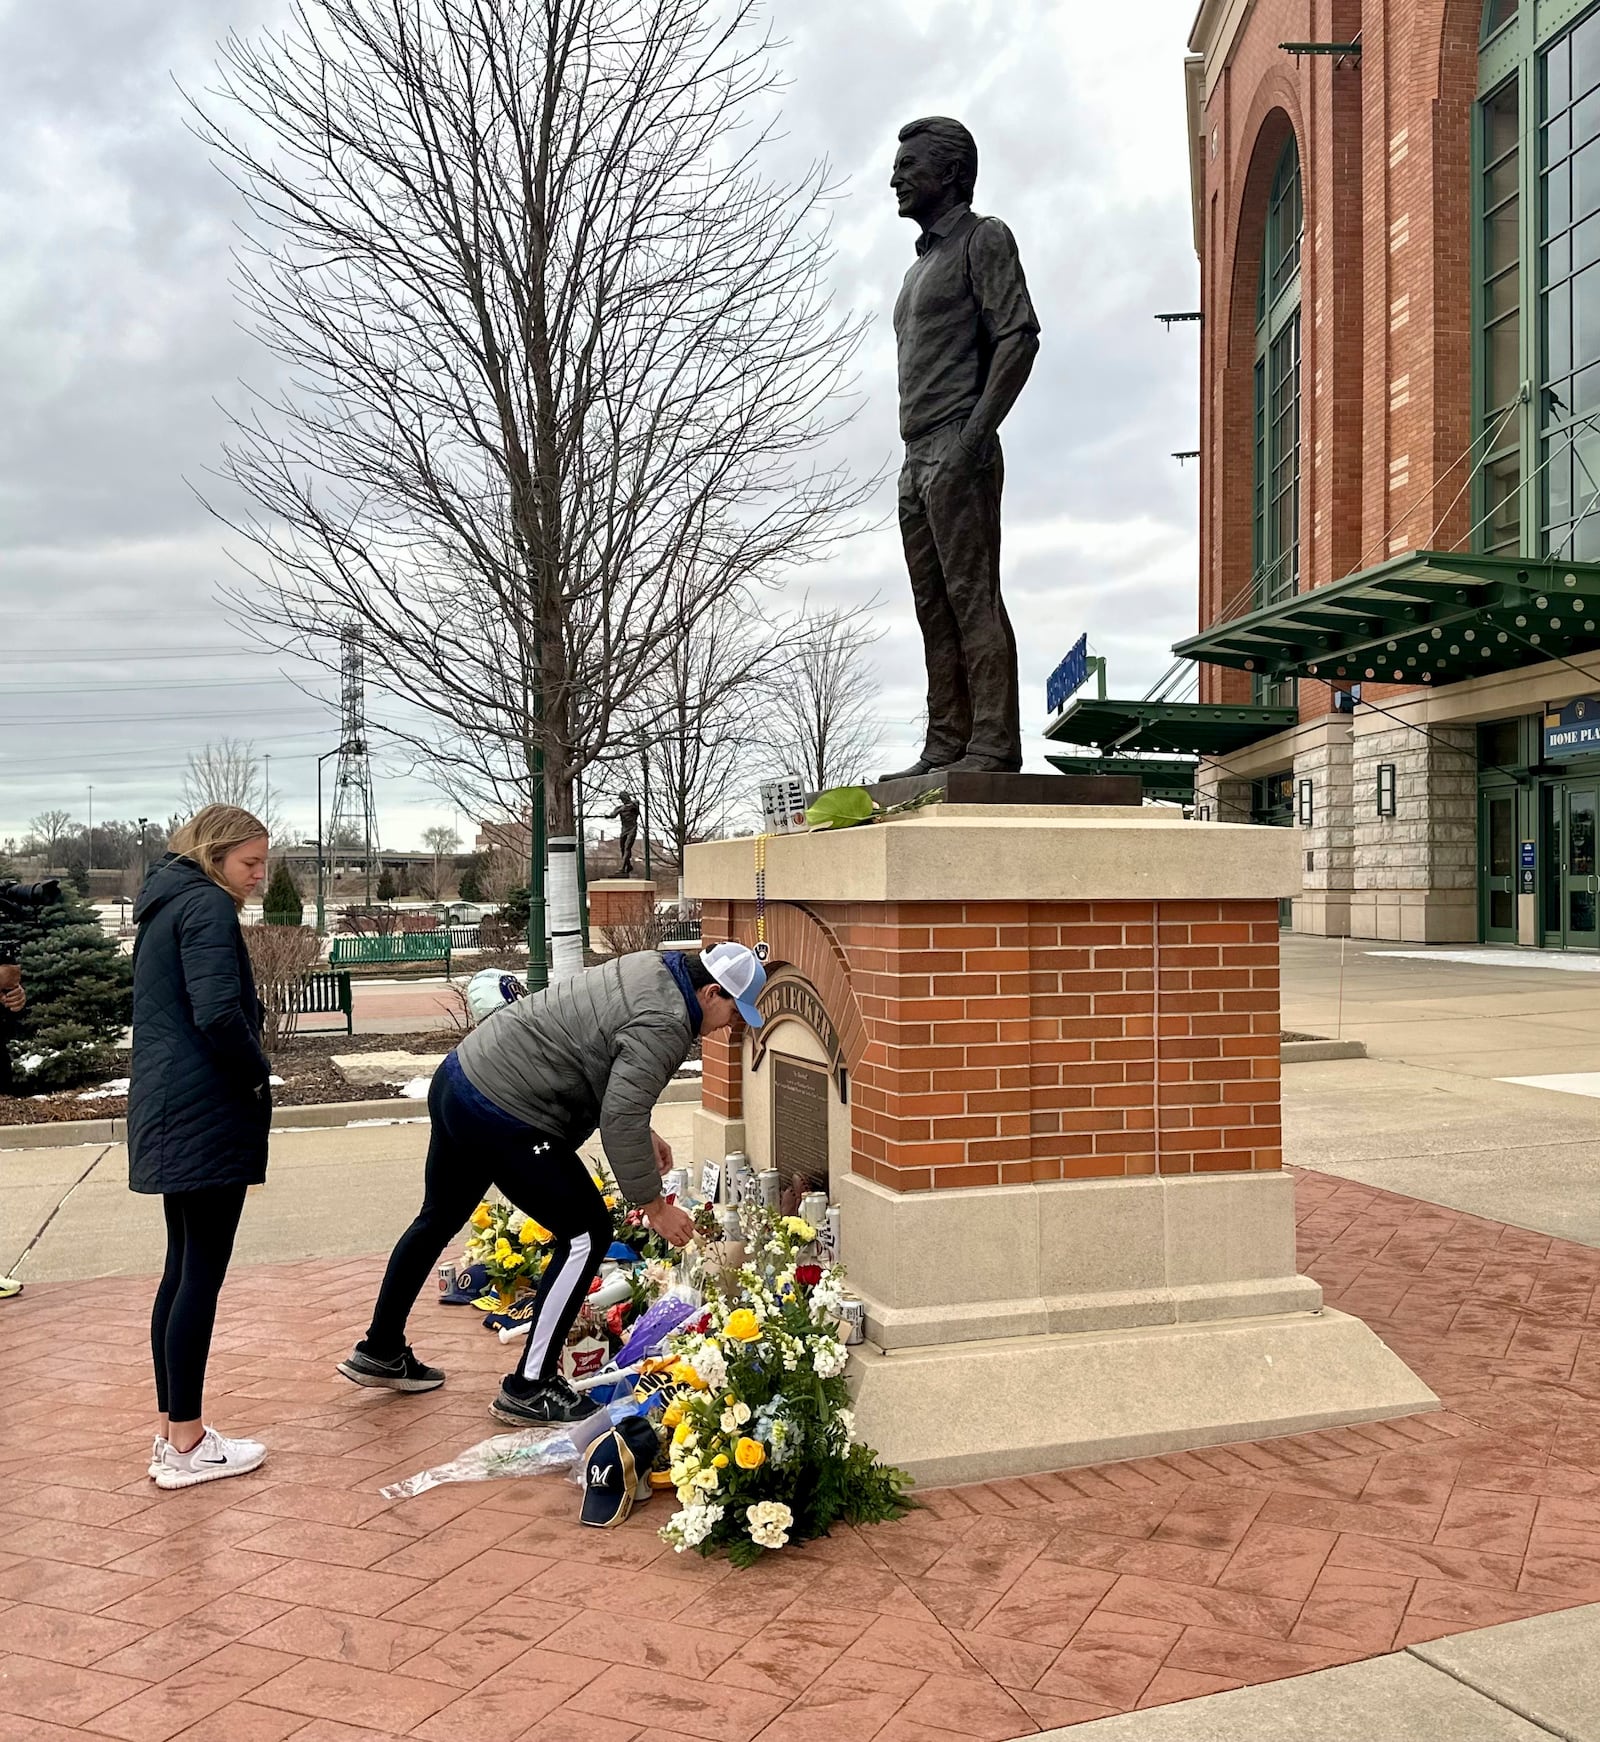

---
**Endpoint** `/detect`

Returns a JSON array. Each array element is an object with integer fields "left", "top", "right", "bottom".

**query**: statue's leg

[
  {"left": 923, "top": 432, "right": 1020, "bottom": 769},
  {"left": 898, "top": 440, "right": 971, "bottom": 764}
]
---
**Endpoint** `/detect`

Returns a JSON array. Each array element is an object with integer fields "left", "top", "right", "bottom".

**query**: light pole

[
  {"left": 137, "top": 818, "right": 149, "bottom": 889},
  {"left": 87, "top": 785, "right": 93, "bottom": 873},
  {"left": 315, "top": 747, "right": 342, "bottom": 933}
]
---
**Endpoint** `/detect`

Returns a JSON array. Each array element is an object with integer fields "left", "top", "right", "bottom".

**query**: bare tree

[
  {"left": 179, "top": 737, "right": 287, "bottom": 839},
  {"left": 760, "top": 608, "right": 885, "bottom": 792},
  {"left": 194, "top": 0, "right": 875, "bottom": 979},
  {"left": 29, "top": 810, "right": 74, "bottom": 869},
  {"left": 420, "top": 823, "right": 461, "bottom": 900}
]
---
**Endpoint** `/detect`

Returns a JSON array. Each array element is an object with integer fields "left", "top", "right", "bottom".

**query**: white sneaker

[
  {"left": 152, "top": 1427, "right": 266, "bottom": 1490},
  {"left": 148, "top": 1436, "right": 168, "bottom": 1479}
]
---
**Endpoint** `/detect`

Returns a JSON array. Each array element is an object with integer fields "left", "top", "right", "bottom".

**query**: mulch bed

[{"left": 0, "top": 1029, "right": 454, "bottom": 1126}]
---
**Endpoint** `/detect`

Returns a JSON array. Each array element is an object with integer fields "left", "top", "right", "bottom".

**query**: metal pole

[
  {"left": 316, "top": 755, "right": 327, "bottom": 933},
  {"left": 87, "top": 786, "right": 93, "bottom": 872},
  {"left": 528, "top": 751, "right": 549, "bottom": 989},
  {"left": 137, "top": 818, "right": 148, "bottom": 890},
  {"left": 575, "top": 764, "right": 590, "bottom": 952},
  {"left": 642, "top": 750, "right": 653, "bottom": 883}
]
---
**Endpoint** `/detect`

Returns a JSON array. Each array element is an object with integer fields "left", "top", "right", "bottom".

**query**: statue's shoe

[
  {"left": 876, "top": 757, "right": 951, "bottom": 781},
  {"left": 939, "top": 754, "right": 1023, "bottom": 774}
]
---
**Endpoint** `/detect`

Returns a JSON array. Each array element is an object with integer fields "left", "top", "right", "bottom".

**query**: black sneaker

[
  {"left": 489, "top": 1376, "right": 589, "bottom": 1426},
  {"left": 336, "top": 1344, "right": 446, "bottom": 1392}
]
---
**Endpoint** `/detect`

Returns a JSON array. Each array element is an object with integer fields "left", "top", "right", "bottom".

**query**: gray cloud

[{"left": 0, "top": 0, "right": 1200, "bottom": 841}]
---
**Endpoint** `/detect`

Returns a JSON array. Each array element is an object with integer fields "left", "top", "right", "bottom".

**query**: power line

[
  {"left": 0, "top": 677, "right": 335, "bottom": 697},
  {"left": 0, "top": 707, "right": 339, "bottom": 728}
]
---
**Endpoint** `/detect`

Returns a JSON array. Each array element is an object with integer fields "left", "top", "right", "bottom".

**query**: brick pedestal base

[
  {"left": 686, "top": 807, "right": 1434, "bottom": 1480},
  {"left": 587, "top": 879, "right": 656, "bottom": 944}
]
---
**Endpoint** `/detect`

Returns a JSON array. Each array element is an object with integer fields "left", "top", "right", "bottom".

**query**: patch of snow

[
  {"left": 344, "top": 1115, "right": 431, "bottom": 1128},
  {"left": 677, "top": 1058, "right": 703, "bottom": 1075},
  {"left": 268, "top": 1075, "right": 285, "bottom": 1086},
  {"left": 75, "top": 1078, "right": 131, "bottom": 1101},
  {"left": 397, "top": 1076, "right": 432, "bottom": 1099}
]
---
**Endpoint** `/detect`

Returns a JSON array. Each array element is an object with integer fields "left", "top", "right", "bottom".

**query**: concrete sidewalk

[{"left": 1040, "top": 1603, "right": 1600, "bottom": 1739}]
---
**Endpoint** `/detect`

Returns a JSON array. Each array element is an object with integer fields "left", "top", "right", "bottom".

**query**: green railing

[{"left": 329, "top": 933, "right": 452, "bottom": 971}]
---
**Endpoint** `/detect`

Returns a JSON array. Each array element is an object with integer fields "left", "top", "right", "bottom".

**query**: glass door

[
  {"left": 1480, "top": 791, "right": 1518, "bottom": 943},
  {"left": 1561, "top": 786, "right": 1600, "bottom": 949}
]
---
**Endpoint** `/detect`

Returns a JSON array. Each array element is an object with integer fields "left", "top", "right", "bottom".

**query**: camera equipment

[{"left": 0, "top": 878, "right": 61, "bottom": 967}]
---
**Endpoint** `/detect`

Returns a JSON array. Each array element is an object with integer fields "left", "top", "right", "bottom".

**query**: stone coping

[{"left": 687, "top": 807, "right": 1301, "bottom": 903}]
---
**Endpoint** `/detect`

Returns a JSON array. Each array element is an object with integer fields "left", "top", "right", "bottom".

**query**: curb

[
  {"left": 0, "top": 1077, "right": 705, "bottom": 1151},
  {"left": 1282, "top": 1038, "right": 1367, "bottom": 1063}
]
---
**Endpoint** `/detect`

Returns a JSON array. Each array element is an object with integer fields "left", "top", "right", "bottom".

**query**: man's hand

[
  {"left": 650, "top": 1129, "right": 674, "bottom": 1175},
  {"left": 0, "top": 985, "right": 24, "bottom": 1014},
  {"left": 640, "top": 1196, "right": 695, "bottom": 1249}
]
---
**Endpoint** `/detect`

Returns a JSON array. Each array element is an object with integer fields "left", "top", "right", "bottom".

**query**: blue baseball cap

[
  {"left": 702, "top": 941, "right": 766, "bottom": 1027},
  {"left": 579, "top": 1415, "right": 663, "bottom": 1528}
]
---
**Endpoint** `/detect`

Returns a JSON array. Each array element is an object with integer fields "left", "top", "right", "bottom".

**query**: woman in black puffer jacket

[{"left": 129, "top": 804, "right": 273, "bottom": 1491}]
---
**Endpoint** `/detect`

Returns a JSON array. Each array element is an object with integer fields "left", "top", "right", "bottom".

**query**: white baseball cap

[{"left": 702, "top": 941, "right": 767, "bottom": 1026}]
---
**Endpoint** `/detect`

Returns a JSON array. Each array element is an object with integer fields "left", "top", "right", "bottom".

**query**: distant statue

[
  {"left": 880, "top": 116, "right": 1040, "bottom": 781},
  {"left": 607, "top": 792, "right": 641, "bottom": 878}
]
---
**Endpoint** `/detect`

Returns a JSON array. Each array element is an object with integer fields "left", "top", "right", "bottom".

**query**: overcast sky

[{"left": 0, "top": 0, "right": 1201, "bottom": 851}]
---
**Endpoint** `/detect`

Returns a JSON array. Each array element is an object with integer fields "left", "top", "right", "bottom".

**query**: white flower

[
  {"left": 720, "top": 1410, "right": 737, "bottom": 1433},
  {"left": 668, "top": 1499, "right": 725, "bottom": 1550},
  {"left": 811, "top": 1338, "right": 849, "bottom": 1379},
  {"left": 836, "top": 1406, "right": 856, "bottom": 1442},
  {"left": 689, "top": 1344, "right": 728, "bottom": 1392},
  {"left": 812, "top": 1274, "right": 845, "bottom": 1319},
  {"left": 732, "top": 1401, "right": 751, "bottom": 1426},
  {"left": 746, "top": 1499, "right": 793, "bottom": 1550}
]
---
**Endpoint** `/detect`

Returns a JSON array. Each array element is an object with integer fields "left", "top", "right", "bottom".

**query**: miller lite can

[
  {"left": 758, "top": 1169, "right": 781, "bottom": 1209},
  {"left": 664, "top": 1167, "right": 691, "bottom": 1203},
  {"left": 798, "top": 1191, "right": 828, "bottom": 1231},
  {"left": 838, "top": 1299, "right": 866, "bottom": 1346},
  {"left": 436, "top": 1262, "right": 457, "bottom": 1298}
]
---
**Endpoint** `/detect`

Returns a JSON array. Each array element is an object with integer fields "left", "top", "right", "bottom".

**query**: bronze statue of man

[
  {"left": 608, "top": 792, "right": 640, "bottom": 878},
  {"left": 881, "top": 117, "right": 1039, "bottom": 780}
]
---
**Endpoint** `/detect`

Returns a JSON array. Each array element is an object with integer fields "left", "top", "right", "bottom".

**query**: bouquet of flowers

[
  {"left": 462, "top": 1195, "right": 550, "bottom": 1307},
  {"left": 655, "top": 1207, "right": 912, "bottom": 1566}
]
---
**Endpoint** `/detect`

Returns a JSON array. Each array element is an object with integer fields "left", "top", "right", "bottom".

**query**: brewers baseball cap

[
  {"left": 579, "top": 1415, "right": 664, "bottom": 1528},
  {"left": 701, "top": 941, "right": 766, "bottom": 1027}
]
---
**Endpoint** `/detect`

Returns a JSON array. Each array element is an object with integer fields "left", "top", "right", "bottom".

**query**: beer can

[
  {"left": 717, "top": 1206, "right": 742, "bottom": 1241},
  {"left": 436, "top": 1262, "right": 456, "bottom": 1298},
  {"left": 664, "top": 1167, "right": 691, "bottom": 1202},
  {"left": 838, "top": 1299, "right": 866, "bottom": 1345},
  {"left": 758, "top": 1168, "right": 781, "bottom": 1208},
  {"left": 798, "top": 1191, "right": 829, "bottom": 1231},
  {"left": 822, "top": 1205, "right": 842, "bottom": 1264}
]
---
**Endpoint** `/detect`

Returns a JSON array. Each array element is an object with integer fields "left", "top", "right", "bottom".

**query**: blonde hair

[{"left": 169, "top": 804, "right": 269, "bottom": 908}]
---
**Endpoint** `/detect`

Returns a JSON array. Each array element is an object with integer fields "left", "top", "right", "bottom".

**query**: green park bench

[
  {"left": 329, "top": 932, "right": 453, "bottom": 972},
  {"left": 271, "top": 968, "right": 355, "bottom": 1036}
]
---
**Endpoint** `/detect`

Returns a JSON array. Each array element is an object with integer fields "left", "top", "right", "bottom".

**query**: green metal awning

[
  {"left": 1045, "top": 698, "right": 1298, "bottom": 757},
  {"left": 1044, "top": 753, "right": 1197, "bottom": 805},
  {"left": 1173, "top": 551, "right": 1600, "bottom": 684}
]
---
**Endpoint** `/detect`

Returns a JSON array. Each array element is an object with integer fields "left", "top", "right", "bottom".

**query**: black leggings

[
  {"left": 152, "top": 1185, "right": 248, "bottom": 1421},
  {"left": 365, "top": 1058, "right": 613, "bottom": 1385}
]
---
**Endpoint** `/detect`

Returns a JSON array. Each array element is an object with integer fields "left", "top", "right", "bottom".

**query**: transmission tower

[{"left": 327, "top": 625, "right": 380, "bottom": 900}]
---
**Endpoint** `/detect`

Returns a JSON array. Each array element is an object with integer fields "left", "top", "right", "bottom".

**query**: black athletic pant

[
  {"left": 151, "top": 1184, "right": 248, "bottom": 1420},
  {"left": 364, "top": 1055, "right": 613, "bottom": 1386}
]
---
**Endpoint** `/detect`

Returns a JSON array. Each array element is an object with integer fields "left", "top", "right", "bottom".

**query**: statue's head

[
  {"left": 892, "top": 117, "right": 978, "bottom": 226},
  {"left": 619, "top": 791, "right": 636, "bottom": 804}
]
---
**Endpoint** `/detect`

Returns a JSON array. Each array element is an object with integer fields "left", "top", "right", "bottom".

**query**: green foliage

[
  {"left": 67, "top": 862, "right": 91, "bottom": 897},
  {"left": 7, "top": 885, "right": 132, "bottom": 1090},
  {"left": 456, "top": 854, "right": 486, "bottom": 903},
  {"left": 499, "top": 884, "right": 531, "bottom": 938},
  {"left": 375, "top": 867, "right": 398, "bottom": 902},
  {"left": 262, "top": 861, "right": 304, "bottom": 926},
  {"left": 803, "top": 785, "right": 875, "bottom": 830}
]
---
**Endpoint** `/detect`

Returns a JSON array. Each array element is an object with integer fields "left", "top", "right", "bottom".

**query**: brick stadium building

[{"left": 1049, "top": 1, "right": 1600, "bottom": 947}]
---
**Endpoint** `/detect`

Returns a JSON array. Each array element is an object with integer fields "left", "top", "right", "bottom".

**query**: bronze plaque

[{"left": 772, "top": 1056, "right": 830, "bottom": 1193}]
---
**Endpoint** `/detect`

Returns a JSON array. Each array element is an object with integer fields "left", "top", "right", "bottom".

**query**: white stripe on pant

[{"left": 518, "top": 1230, "right": 594, "bottom": 1381}]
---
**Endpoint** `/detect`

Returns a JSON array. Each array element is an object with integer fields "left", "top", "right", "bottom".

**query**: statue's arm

[{"left": 960, "top": 217, "right": 1040, "bottom": 451}]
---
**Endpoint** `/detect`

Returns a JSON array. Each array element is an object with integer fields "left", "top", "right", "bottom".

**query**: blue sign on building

[
  {"left": 1544, "top": 696, "right": 1600, "bottom": 760},
  {"left": 1046, "top": 634, "right": 1090, "bottom": 715}
]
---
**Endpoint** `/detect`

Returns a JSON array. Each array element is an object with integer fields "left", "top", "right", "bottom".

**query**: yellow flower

[
  {"left": 712, "top": 1453, "right": 729, "bottom": 1469},
  {"left": 518, "top": 1219, "right": 549, "bottom": 1245},
  {"left": 502, "top": 1252, "right": 524, "bottom": 1270},
  {"left": 669, "top": 1360, "right": 708, "bottom": 1391},
  {"left": 673, "top": 1420, "right": 692, "bottom": 1446},
  {"left": 782, "top": 1216, "right": 815, "bottom": 1242},
  {"left": 735, "top": 1437, "right": 766, "bottom": 1469},
  {"left": 724, "top": 1308, "right": 761, "bottom": 1342},
  {"left": 604, "top": 1195, "right": 617, "bottom": 1210},
  {"left": 724, "top": 1394, "right": 736, "bottom": 1405},
  {"left": 662, "top": 1400, "right": 684, "bottom": 1429},
  {"left": 470, "top": 1204, "right": 493, "bottom": 1230}
]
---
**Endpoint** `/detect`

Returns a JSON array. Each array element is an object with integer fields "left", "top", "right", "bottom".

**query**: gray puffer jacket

[{"left": 454, "top": 951, "right": 693, "bottom": 1205}]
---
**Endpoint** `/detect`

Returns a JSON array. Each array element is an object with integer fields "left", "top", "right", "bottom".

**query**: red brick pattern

[
  {"left": 1197, "top": 1, "right": 1477, "bottom": 717},
  {"left": 6, "top": 1170, "right": 1600, "bottom": 1740},
  {"left": 588, "top": 886, "right": 653, "bottom": 934},
  {"left": 701, "top": 898, "right": 1282, "bottom": 1193}
]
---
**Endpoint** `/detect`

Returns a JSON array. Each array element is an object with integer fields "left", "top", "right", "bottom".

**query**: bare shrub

[
  {"left": 245, "top": 924, "right": 322, "bottom": 1052},
  {"left": 601, "top": 912, "right": 674, "bottom": 954}
]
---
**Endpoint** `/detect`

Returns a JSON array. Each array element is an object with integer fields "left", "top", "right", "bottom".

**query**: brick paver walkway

[{"left": 4, "top": 1169, "right": 1600, "bottom": 1741}]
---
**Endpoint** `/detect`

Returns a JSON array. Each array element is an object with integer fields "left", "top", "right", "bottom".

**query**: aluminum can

[
  {"left": 717, "top": 1206, "right": 742, "bottom": 1241},
  {"left": 664, "top": 1167, "right": 691, "bottom": 1202},
  {"left": 758, "top": 1168, "right": 782, "bottom": 1208},
  {"left": 838, "top": 1299, "right": 866, "bottom": 1345},
  {"left": 798, "top": 1191, "right": 829, "bottom": 1230},
  {"left": 822, "top": 1205, "right": 842, "bottom": 1264},
  {"left": 436, "top": 1262, "right": 456, "bottom": 1297}
]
